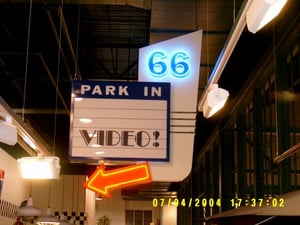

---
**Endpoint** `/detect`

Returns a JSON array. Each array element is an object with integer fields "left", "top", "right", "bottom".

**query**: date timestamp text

[
  {"left": 231, "top": 197, "right": 285, "bottom": 208},
  {"left": 152, "top": 198, "right": 221, "bottom": 208}
]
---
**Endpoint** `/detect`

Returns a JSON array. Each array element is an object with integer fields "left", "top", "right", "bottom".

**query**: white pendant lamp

[
  {"left": 36, "top": 207, "right": 60, "bottom": 225},
  {"left": 18, "top": 197, "right": 42, "bottom": 218}
]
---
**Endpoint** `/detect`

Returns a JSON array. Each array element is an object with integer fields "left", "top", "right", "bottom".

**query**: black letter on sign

[
  {"left": 136, "top": 131, "right": 150, "bottom": 147},
  {"left": 106, "top": 130, "right": 120, "bottom": 146},
  {"left": 122, "top": 131, "right": 134, "bottom": 146},
  {"left": 79, "top": 130, "right": 96, "bottom": 146}
]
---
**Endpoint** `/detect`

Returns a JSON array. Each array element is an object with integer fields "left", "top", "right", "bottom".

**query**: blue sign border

[{"left": 69, "top": 80, "right": 171, "bottom": 162}]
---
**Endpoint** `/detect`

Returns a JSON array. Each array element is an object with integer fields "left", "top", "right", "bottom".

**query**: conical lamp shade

[
  {"left": 36, "top": 207, "right": 60, "bottom": 225},
  {"left": 18, "top": 197, "right": 42, "bottom": 217}
]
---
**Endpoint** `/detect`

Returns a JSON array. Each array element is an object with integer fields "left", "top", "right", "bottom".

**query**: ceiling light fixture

[
  {"left": 246, "top": 0, "right": 288, "bottom": 33},
  {"left": 197, "top": 0, "right": 252, "bottom": 118},
  {"left": 202, "top": 84, "right": 229, "bottom": 118},
  {"left": 0, "top": 111, "right": 17, "bottom": 146},
  {"left": 17, "top": 156, "right": 61, "bottom": 179},
  {"left": 18, "top": 196, "right": 42, "bottom": 219},
  {"left": 36, "top": 207, "right": 60, "bottom": 225},
  {"left": 0, "top": 97, "right": 50, "bottom": 156}
]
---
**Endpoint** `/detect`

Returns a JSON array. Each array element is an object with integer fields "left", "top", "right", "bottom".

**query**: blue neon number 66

[{"left": 148, "top": 51, "right": 190, "bottom": 78}]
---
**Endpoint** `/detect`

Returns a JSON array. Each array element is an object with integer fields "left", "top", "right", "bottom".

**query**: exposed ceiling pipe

[
  {"left": 274, "top": 143, "right": 300, "bottom": 164},
  {"left": 45, "top": 8, "right": 81, "bottom": 81},
  {"left": 58, "top": 6, "right": 83, "bottom": 80},
  {"left": 38, "top": 53, "right": 70, "bottom": 115},
  {"left": 198, "top": 0, "right": 252, "bottom": 112},
  {"left": 0, "top": 51, "right": 70, "bottom": 115}
]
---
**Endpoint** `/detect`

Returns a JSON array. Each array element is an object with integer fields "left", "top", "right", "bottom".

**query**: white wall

[
  {"left": 96, "top": 190, "right": 126, "bottom": 225},
  {"left": 86, "top": 187, "right": 96, "bottom": 225},
  {"left": 161, "top": 206, "right": 177, "bottom": 225},
  {"left": 96, "top": 189, "right": 162, "bottom": 225},
  {"left": 0, "top": 148, "right": 29, "bottom": 225}
]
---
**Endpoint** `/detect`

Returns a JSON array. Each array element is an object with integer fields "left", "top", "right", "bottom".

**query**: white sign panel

[
  {"left": 138, "top": 30, "right": 203, "bottom": 181},
  {"left": 69, "top": 80, "right": 170, "bottom": 161},
  {"left": 139, "top": 30, "right": 202, "bottom": 112}
]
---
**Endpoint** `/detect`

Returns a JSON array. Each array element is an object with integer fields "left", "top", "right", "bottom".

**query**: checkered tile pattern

[
  {"left": 0, "top": 200, "right": 87, "bottom": 225},
  {"left": 55, "top": 211, "right": 87, "bottom": 225},
  {"left": 0, "top": 199, "right": 18, "bottom": 219}
]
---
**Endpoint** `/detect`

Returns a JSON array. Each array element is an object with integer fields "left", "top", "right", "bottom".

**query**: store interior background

[{"left": 1, "top": 0, "right": 300, "bottom": 225}]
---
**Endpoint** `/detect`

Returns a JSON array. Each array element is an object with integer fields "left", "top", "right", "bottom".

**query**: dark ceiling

[
  {"left": 0, "top": 1, "right": 152, "bottom": 171},
  {"left": 0, "top": 0, "right": 299, "bottom": 198}
]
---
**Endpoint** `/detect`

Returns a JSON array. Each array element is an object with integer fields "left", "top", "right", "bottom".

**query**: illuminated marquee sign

[
  {"left": 69, "top": 80, "right": 170, "bottom": 161},
  {"left": 139, "top": 30, "right": 202, "bottom": 112},
  {"left": 148, "top": 51, "right": 190, "bottom": 78}
]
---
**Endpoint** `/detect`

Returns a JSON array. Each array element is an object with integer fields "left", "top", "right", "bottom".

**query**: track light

[
  {"left": 0, "top": 96, "right": 50, "bottom": 156},
  {"left": 202, "top": 84, "right": 229, "bottom": 118},
  {"left": 0, "top": 111, "right": 17, "bottom": 145},
  {"left": 246, "top": 0, "right": 288, "bottom": 33},
  {"left": 17, "top": 156, "right": 61, "bottom": 179}
]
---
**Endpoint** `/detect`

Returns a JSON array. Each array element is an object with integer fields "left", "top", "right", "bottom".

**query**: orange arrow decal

[{"left": 84, "top": 162, "right": 152, "bottom": 198}]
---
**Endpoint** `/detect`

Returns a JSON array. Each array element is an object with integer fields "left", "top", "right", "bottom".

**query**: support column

[
  {"left": 276, "top": 58, "right": 291, "bottom": 193},
  {"left": 220, "top": 130, "right": 234, "bottom": 211},
  {"left": 236, "top": 112, "right": 247, "bottom": 199},
  {"left": 253, "top": 89, "right": 264, "bottom": 198}
]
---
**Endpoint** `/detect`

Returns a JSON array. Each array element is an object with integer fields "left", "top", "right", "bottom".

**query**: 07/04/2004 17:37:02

[{"left": 152, "top": 197, "right": 286, "bottom": 208}]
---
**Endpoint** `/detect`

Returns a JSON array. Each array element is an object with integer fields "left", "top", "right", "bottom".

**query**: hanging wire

[
  {"left": 206, "top": 0, "right": 210, "bottom": 81},
  {"left": 61, "top": 176, "right": 65, "bottom": 211},
  {"left": 53, "top": 0, "right": 64, "bottom": 156},
  {"left": 47, "top": 181, "right": 51, "bottom": 208},
  {"left": 74, "top": 1, "right": 81, "bottom": 80},
  {"left": 272, "top": 24, "right": 279, "bottom": 157},
  {"left": 233, "top": 0, "right": 236, "bottom": 23},
  {"left": 22, "top": 0, "right": 33, "bottom": 122},
  {"left": 71, "top": 176, "right": 75, "bottom": 213},
  {"left": 29, "top": 180, "right": 32, "bottom": 197},
  {"left": 194, "top": 0, "right": 198, "bottom": 30},
  {"left": 59, "top": 176, "right": 71, "bottom": 224},
  {"left": 76, "top": 176, "right": 80, "bottom": 213}
]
